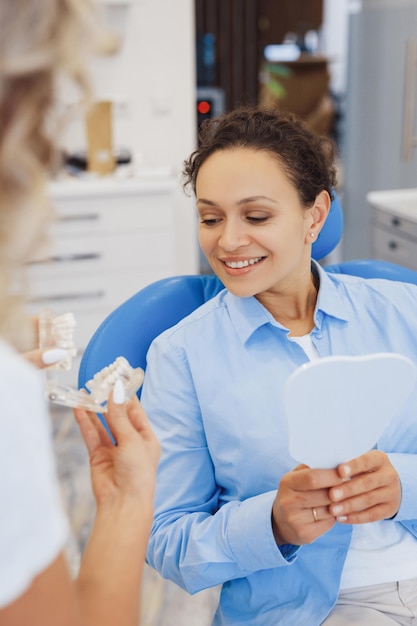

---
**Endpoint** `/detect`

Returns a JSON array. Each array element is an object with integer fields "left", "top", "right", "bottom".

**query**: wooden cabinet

[
  {"left": 368, "top": 188, "right": 417, "bottom": 272},
  {"left": 27, "top": 177, "right": 179, "bottom": 384}
]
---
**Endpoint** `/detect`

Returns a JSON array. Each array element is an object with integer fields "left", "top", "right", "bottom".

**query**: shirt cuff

[
  {"left": 387, "top": 452, "right": 417, "bottom": 520},
  {"left": 279, "top": 543, "right": 299, "bottom": 561},
  {"left": 227, "top": 490, "right": 298, "bottom": 572}
]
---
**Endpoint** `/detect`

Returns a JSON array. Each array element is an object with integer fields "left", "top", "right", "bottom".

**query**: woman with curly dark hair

[{"left": 144, "top": 106, "right": 417, "bottom": 625}]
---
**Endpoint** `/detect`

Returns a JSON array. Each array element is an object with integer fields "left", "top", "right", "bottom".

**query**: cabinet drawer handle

[
  {"left": 391, "top": 217, "right": 401, "bottom": 227},
  {"left": 29, "top": 252, "right": 101, "bottom": 265},
  {"left": 58, "top": 214, "right": 99, "bottom": 222},
  {"left": 388, "top": 241, "right": 398, "bottom": 250},
  {"left": 29, "top": 290, "right": 105, "bottom": 303}
]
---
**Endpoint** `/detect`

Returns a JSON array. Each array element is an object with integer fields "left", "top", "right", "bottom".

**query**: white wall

[{"left": 60, "top": 0, "right": 199, "bottom": 275}]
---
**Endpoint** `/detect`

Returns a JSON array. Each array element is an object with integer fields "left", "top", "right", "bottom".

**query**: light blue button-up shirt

[{"left": 142, "top": 262, "right": 417, "bottom": 626}]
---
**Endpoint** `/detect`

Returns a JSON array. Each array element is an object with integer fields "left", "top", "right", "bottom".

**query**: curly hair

[
  {"left": 0, "top": 0, "right": 96, "bottom": 345},
  {"left": 183, "top": 106, "right": 337, "bottom": 208}
]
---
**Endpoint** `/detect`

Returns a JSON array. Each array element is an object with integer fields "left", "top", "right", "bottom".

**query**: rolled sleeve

[
  {"left": 387, "top": 452, "right": 417, "bottom": 521},
  {"left": 228, "top": 490, "right": 298, "bottom": 570}
]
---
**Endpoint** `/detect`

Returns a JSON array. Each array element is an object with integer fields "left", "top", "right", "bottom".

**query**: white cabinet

[
  {"left": 27, "top": 177, "right": 179, "bottom": 384},
  {"left": 368, "top": 188, "right": 417, "bottom": 271}
]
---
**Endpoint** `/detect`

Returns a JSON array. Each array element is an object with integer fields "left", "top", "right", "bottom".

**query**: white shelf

[
  {"left": 48, "top": 176, "right": 176, "bottom": 199},
  {"left": 98, "top": 0, "right": 142, "bottom": 4}
]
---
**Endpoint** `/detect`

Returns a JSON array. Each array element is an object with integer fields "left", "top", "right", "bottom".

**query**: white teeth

[{"left": 225, "top": 257, "right": 263, "bottom": 269}]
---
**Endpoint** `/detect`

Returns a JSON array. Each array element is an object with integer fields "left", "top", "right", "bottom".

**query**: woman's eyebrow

[
  {"left": 197, "top": 195, "right": 276, "bottom": 207},
  {"left": 196, "top": 198, "right": 216, "bottom": 206},
  {"left": 237, "top": 195, "right": 275, "bottom": 205}
]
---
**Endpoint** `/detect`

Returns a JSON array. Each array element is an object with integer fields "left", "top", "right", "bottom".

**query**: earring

[{"left": 310, "top": 232, "right": 315, "bottom": 238}]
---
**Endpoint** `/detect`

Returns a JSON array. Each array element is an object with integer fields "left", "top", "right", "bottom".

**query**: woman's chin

[{"left": 219, "top": 278, "right": 257, "bottom": 298}]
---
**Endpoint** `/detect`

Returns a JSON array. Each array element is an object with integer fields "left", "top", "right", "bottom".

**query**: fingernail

[
  {"left": 332, "top": 488, "right": 343, "bottom": 501},
  {"left": 333, "top": 505, "right": 343, "bottom": 515},
  {"left": 113, "top": 379, "right": 125, "bottom": 404},
  {"left": 337, "top": 516, "right": 348, "bottom": 523},
  {"left": 340, "top": 464, "right": 351, "bottom": 478},
  {"left": 42, "top": 348, "right": 68, "bottom": 365}
]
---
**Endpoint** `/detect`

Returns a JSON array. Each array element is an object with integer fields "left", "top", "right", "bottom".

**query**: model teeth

[
  {"left": 52, "top": 313, "right": 77, "bottom": 353},
  {"left": 46, "top": 355, "right": 144, "bottom": 413},
  {"left": 85, "top": 356, "right": 144, "bottom": 406},
  {"left": 38, "top": 308, "right": 77, "bottom": 370},
  {"left": 225, "top": 257, "right": 263, "bottom": 269}
]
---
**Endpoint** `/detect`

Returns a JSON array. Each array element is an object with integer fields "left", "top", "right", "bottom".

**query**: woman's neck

[{"left": 256, "top": 269, "right": 319, "bottom": 337}]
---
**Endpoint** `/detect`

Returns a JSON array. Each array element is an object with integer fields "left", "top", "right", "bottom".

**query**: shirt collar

[
  {"left": 224, "top": 260, "right": 350, "bottom": 345},
  {"left": 313, "top": 261, "right": 350, "bottom": 324}
]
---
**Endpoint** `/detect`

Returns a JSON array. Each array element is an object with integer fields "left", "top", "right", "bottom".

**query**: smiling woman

[
  {"left": 194, "top": 146, "right": 330, "bottom": 315},
  {"left": 188, "top": 107, "right": 335, "bottom": 323},
  {"left": 143, "top": 106, "right": 417, "bottom": 626}
]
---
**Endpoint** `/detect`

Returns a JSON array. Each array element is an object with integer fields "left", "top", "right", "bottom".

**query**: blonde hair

[{"left": 0, "top": 0, "right": 96, "bottom": 345}]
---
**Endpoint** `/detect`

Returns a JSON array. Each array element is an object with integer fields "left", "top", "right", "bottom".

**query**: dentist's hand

[
  {"left": 23, "top": 347, "right": 70, "bottom": 369},
  {"left": 74, "top": 384, "right": 161, "bottom": 508}
]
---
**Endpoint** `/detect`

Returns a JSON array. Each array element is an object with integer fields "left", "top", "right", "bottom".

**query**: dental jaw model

[
  {"left": 40, "top": 308, "right": 144, "bottom": 412},
  {"left": 47, "top": 356, "right": 144, "bottom": 413},
  {"left": 39, "top": 308, "right": 77, "bottom": 370}
]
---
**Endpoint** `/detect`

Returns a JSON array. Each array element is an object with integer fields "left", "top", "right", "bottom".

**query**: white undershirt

[
  {"left": 289, "top": 333, "right": 417, "bottom": 588},
  {"left": 289, "top": 333, "right": 319, "bottom": 361}
]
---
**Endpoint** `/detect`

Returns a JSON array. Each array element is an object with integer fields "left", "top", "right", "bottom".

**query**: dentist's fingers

[{"left": 23, "top": 347, "right": 69, "bottom": 369}]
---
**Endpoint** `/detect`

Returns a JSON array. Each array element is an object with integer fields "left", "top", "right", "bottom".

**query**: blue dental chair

[{"left": 78, "top": 193, "right": 417, "bottom": 395}]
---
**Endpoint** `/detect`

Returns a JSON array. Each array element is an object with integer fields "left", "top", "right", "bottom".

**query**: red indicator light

[{"left": 198, "top": 100, "right": 211, "bottom": 115}]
